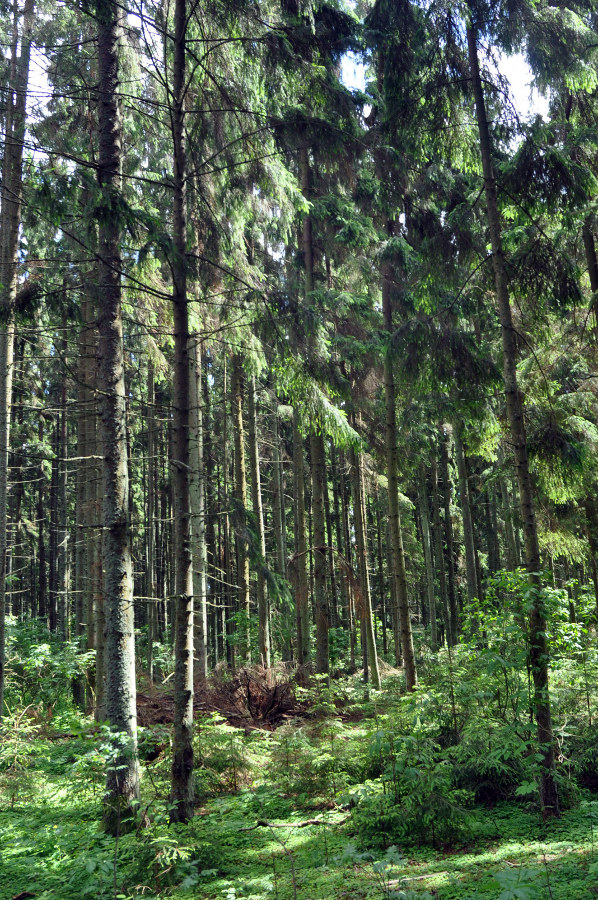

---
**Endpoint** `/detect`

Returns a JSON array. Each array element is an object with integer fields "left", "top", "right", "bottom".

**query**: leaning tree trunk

[
  {"left": 0, "top": 0, "right": 35, "bottom": 722},
  {"left": 96, "top": 0, "right": 139, "bottom": 833},
  {"left": 170, "top": 0, "right": 194, "bottom": 824},
  {"left": 467, "top": 19, "right": 558, "bottom": 815}
]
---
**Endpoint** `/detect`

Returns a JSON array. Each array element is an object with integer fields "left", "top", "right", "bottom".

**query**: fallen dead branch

[{"left": 240, "top": 816, "right": 349, "bottom": 831}]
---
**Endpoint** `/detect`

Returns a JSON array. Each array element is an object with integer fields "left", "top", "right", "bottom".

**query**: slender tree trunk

[
  {"left": 37, "top": 417, "right": 47, "bottom": 624},
  {"left": 73, "top": 315, "right": 88, "bottom": 709},
  {"left": 272, "top": 399, "right": 291, "bottom": 659},
  {"left": 374, "top": 499, "right": 388, "bottom": 655},
  {"left": 467, "top": 19, "right": 558, "bottom": 815},
  {"left": 431, "top": 456, "right": 451, "bottom": 646},
  {"left": 272, "top": 400, "right": 286, "bottom": 573},
  {"left": 310, "top": 431, "right": 329, "bottom": 676},
  {"left": 381, "top": 221, "right": 417, "bottom": 690},
  {"left": 222, "top": 359, "right": 235, "bottom": 670},
  {"left": 454, "top": 426, "right": 478, "bottom": 608},
  {"left": 96, "top": 0, "right": 139, "bottom": 832},
  {"left": 350, "top": 442, "right": 380, "bottom": 688},
  {"left": 170, "top": 0, "right": 194, "bottom": 823},
  {"left": 324, "top": 459, "right": 338, "bottom": 628},
  {"left": 339, "top": 450, "right": 357, "bottom": 669},
  {"left": 231, "top": 355, "right": 250, "bottom": 662},
  {"left": 146, "top": 360, "right": 156, "bottom": 681},
  {"left": 440, "top": 429, "right": 459, "bottom": 640},
  {"left": 189, "top": 336, "right": 208, "bottom": 680},
  {"left": 293, "top": 408, "right": 309, "bottom": 664},
  {"left": 57, "top": 319, "right": 69, "bottom": 640},
  {"left": 0, "top": 0, "right": 35, "bottom": 721},
  {"left": 299, "top": 140, "right": 329, "bottom": 676},
  {"left": 49, "top": 422, "right": 58, "bottom": 632},
  {"left": 582, "top": 223, "right": 598, "bottom": 330},
  {"left": 248, "top": 375, "right": 270, "bottom": 667},
  {"left": 419, "top": 467, "right": 438, "bottom": 650},
  {"left": 584, "top": 498, "right": 598, "bottom": 617}
]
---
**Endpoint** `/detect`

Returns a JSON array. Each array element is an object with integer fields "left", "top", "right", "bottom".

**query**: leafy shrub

[
  {"left": 450, "top": 721, "right": 531, "bottom": 804},
  {"left": 266, "top": 718, "right": 365, "bottom": 806},
  {"left": 5, "top": 618, "right": 94, "bottom": 709},
  {"left": 350, "top": 732, "right": 473, "bottom": 848},
  {"left": 194, "top": 713, "right": 253, "bottom": 798}
]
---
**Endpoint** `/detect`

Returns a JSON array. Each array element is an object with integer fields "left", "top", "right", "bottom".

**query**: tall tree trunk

[
  {"left": 299, "top": 140, "right": 329, "bottom": 676},
  {"left": 374, "top": 499, "right": 388, "bottom": 655},
  {"left": 37, "top": 417, "right": 47, "bottom": 623},
  {"left": 381, "top": 220, "right": 417, "bottom": 691},
  {"left": 49, "top": 420, "right": 59, "bottom": 633},
  {"left": 73, "top": 315, "right": 88, "bottom": 709},
  {"left": 323, "top": 458, "right": 338, "bottom": 628},
  {"left": 431, "top": 456, "right": 451, "bottom": 646},
  {"left": 146, "top": 360, "right": 156, "bottom": 682},
  {"left": 96, "top": 0, "right": 139, "bottom": 832},
  {"left": 339, "top": 450, "right": 357, "bottom": 669},
  {"left": 584, "top": 498, "right": 598, "bottom": 617},
  {"left": 310, "top": 431, "right": 329, "bottom": 675},
  {"left": 440, "top": 429, "right": 459, "bottom": 641},
  {"left": 467, "top": 19, "right": 557, "bottom": 815},
  {"left": 293, "top": 408, "right": 309, "bottom": 664},
  {"left": 231, "top": 355, "right": 250, "bottom": 662},
  {"left": 497, "top": 447, "right": 518, "bottom": 571},
  {"left": 170, "top": 0, "right": 194, "bottom": 824},
  {"left": 349, "top": 442, "right": 380, "bottom": 688},
  {"left": 189, "top": 336, "right": 208, "bottom": 680},
  {"left": 57, "top": 318, "right": 69, "bottom": 640},
  {"left": 248, "top": 375, "right": 270, "bottom": 667},
  {"left": 453, "top": 426, "right": 478, "bottom": 609},
  {"left": 0, "top": 0, "right": 35, "bottom": 721},
  {"left": 582, "top": 223, "right": 598, "bottom": 330},
  {"left": 419, "top": 467, "right": 438, "bottom": 650},
  {"left": 222, "top": 359, "right": 235, "bottom": 670}
]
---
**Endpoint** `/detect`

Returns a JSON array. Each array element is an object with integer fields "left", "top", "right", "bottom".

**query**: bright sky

[{"left": 340, "top": 51, "right": 550, "bottom": 122}]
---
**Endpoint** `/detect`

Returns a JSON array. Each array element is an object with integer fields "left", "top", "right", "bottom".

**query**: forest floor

[{"left": 2, "top": 675, "right": 598, "bottom": 900}]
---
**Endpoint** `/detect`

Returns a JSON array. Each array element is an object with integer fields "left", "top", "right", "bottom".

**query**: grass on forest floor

[{"left": 2, "top": 718, "right": 598, "bottom": 900}]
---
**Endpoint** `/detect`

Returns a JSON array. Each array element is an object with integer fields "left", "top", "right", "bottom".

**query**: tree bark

[
  {"left": 189, "top": 336, "right": 208, "bottom": 680},
  {"left": 467, "top": 19, "right": 558, "bottom": 815},
  {"left": 232, "top": 355, "right": 251, "bottom": 662},
  {"left": 96, "top": 0, "right": 139, "bottom": 832},
  {"left": 0, "top": 0, "right": 35, "bottom": 721},
  {"left": 293, "top": 408, "right": 309, "bottom": 664},
  {"left": 381, "top": 220, "right": 417, "bottom": 691},
  {"left": 248, "top": 374, "right": 270, "bottom": 667},
  {"left": 431, "top": 455, "right": 451, "bottom": 646},
  {"left": 299, "top": 140, "right": 329, "bottom": 676},
  {"left": 453, "top": 426, "right": 478, "bottom": 609},
  {"left": 146, "top": 360, "right": 156, "bottom": 682},
  {"left": 419, "top": 467, "right": 438, "bottom": 650},
  {"left": 349, "top": 442, "right": 380, "bottom": 687},
  {"left": 170, "top": 0, "right": 194, "bottom": 823}
]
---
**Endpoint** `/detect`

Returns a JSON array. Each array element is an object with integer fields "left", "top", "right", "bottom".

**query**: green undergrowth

[
  {"left": 1, "top": 704, "right": 598, "bottom": 900},
  {"left": 3, "top": 596, "right": 598, "bottom": 900}
]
